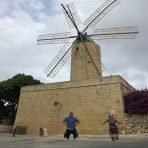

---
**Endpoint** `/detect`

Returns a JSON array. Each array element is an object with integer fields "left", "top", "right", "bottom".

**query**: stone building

[{"left": 14, "top": 39, "right": 135, "bottom": 135}]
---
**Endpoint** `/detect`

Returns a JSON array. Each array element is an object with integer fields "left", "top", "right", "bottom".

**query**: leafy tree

[{"left": 0, "top": 74, "right": 42, "bottom": 124}]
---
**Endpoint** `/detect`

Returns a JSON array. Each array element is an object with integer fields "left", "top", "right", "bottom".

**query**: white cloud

[{"left": 0, "top": 0, "right": 148, "bottom": 90}]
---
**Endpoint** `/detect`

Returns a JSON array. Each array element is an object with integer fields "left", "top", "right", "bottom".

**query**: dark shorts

[
  {"left": 109, "top": 128, "right": 118, "bottom": 134},
  {"left": 64, "top": 129, "right": 78, "bottom": 139}
]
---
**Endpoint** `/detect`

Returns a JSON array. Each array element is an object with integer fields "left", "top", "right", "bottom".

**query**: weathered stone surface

[
  {"left": 71, "top": 42, "right": 102, "bottom": 80},
  {"left": 0, "top": 125, "right": 13, "bottom": 133},
  {"left": 14, "top": 75, "right": 134, "bottom": 135},
  {"left": 124, "top": 114, "right": 148, "bottom": 134}
]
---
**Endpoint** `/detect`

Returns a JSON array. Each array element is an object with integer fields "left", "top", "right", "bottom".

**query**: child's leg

[
  {"left": 115, "top": 133, "right": 119, "bottom": 140},
  {"left": 110, "top": 133, "right": 115, "bottom": 141}
]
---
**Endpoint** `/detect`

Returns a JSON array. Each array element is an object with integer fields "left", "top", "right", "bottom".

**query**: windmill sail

[
  {"left": 83, "top": 0, "right": 120, "bottom": 32},
  {"left": 37, "top": 32, "right": 72, "bottom": 44},
  {"left": 62, "top": 3, "right": 82, "bottom": 29},
  {"left": 90, "top": 26, "right": 138, "bottom": 40},
  {"left": 44, "top": 43, "right": 73, "bottom": 78}
]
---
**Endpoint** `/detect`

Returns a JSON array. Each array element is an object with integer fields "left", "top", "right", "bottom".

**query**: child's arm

[
  {"left": 116, "top": 120, "right": 122, "bottom": 124},
  {"left": 101, "top": 120, "right": 108, "bottom": 126}
]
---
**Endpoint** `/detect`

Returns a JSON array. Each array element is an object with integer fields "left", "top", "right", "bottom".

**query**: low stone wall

[
  {"left": 0, "top": 125, "right": 13, "bottom": 133},
  {"left": 124, "top": 114, "right": 148, "bottom": 134}
]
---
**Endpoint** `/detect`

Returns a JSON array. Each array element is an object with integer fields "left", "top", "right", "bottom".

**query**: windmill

[{"left": 37, "top": 0, "right": 138, "bottom": 80}]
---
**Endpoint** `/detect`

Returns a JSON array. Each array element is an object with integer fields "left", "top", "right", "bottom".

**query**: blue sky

[
  {"left": 0, "top": 0, "right": 148, "bottom": 89},
  {"left": 0, "top": 0, "right": 55, "bottom": 20}
]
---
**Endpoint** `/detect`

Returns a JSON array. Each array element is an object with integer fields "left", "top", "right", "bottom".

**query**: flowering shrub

[{"left": 124, "top": 90, "right": 148, "bottom": 114}]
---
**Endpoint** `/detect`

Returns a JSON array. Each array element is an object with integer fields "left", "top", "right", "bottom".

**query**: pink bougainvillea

[{"left": 124, "top": 90, "right": 148, "bottom": 114}]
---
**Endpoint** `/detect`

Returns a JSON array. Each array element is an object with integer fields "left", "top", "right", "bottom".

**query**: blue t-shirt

[{"left": 64, "top": 117, "right": 79, "bottom": 130}]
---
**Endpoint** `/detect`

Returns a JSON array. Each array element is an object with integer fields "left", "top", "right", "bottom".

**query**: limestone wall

[
  {"left": 124, "top": 114, "right": 148, "bottom": 134},
  {"left": 14, "top": 75, "right": 134, "bottom": 135},
  {"left": 0, "top": 125, "right": 13, "bottom": 133},
  {"left": 71, "top": 42, "right": 102, "bottom": 80}
]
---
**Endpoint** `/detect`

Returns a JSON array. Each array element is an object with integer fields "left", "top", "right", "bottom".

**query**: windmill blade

[
  {"left": 62, "top": 3, "right": 82, "bottom": 29},
  {"left": 37, "top": 32, "right": 74, "bottom": 45},
  {"left": 44, "top": 43, "right": 74, "bottom": 78},
  {"left": 83, "top": 0, "right": 120, "bottom": 32},
  {"left": 89, "top": 26, "right": 138, "bottom": 40}
]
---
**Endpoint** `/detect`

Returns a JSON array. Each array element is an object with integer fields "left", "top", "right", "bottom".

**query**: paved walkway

[
  {"left": 0, "top": 133, "right": 148, "bottom": 148},
  {"left": 0, "top": 133, "right": 148, "bottom": 141}
]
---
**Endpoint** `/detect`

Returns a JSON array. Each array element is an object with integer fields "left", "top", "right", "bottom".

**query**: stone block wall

[
  {"left": 71, "top": 42, "right": 102, "bottom": 80},
  {"left": 0, "top": 125, "right": 13, "bottom": 133},
  {"left": 14, "top": 75, "right": 134, "bottom": 135},
  {"left": 124, "top": 114, "right": 148, "bottom": 134}
]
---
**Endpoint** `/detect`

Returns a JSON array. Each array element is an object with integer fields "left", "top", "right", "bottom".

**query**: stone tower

[{"left": 71, "top": 37, "right": 102, "bottom": 81}]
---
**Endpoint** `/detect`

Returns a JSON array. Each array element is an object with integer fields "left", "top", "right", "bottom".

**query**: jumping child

[{"left": 102, "top": 114, "right": 122, "bottom": 141}]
